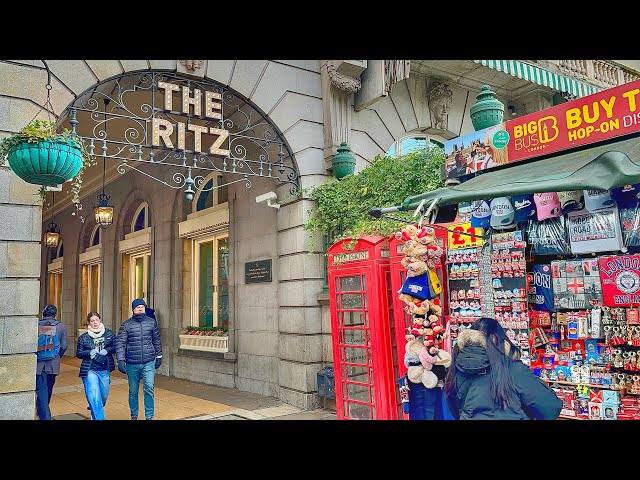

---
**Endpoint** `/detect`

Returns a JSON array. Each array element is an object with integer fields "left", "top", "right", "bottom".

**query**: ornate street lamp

[
  {"left": 45, "top": 191, "right": 60, "bottom": 249},
  {"left": 93, "top": 99, "right": 114, "bottom": 228}
]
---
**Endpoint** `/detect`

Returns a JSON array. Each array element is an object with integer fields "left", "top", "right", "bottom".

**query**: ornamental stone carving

[
  {"left": 326, "top": 60, "right": 362, "bottom": 93},
  {"left": 180, "top": 60, "right": 204, "bottom": 72},
  {"left": 428, "top": 82, "right": 453, "bottom": 130}
]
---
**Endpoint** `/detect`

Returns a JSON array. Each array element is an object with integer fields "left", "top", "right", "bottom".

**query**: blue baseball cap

[
  {"left": 511, "top": 194, "right": 537, "bottom": 222},
  {"left": 612, "top": 184, "right": 640, "bottom": 209},
  {"left": 470, "top": 199, "right": 491, "bottom": 228}
]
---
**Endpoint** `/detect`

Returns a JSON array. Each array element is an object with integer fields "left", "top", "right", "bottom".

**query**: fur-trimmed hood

[
  {"left": 456, "top": 329, "right": 486, "bottom": 350},
  {"left": 455, "top": 329, "right": 490, "bottom": 375}
]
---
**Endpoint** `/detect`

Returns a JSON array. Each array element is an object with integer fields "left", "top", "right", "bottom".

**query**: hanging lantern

[
  {"left": 44, "top": 222, "right": 60, "bottom": 249},
  {"left": 94, "top": 192, "right": 114, "bottom": 228}
]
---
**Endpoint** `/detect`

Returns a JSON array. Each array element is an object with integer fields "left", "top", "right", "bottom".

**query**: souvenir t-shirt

[
  {"left": 527, "top": 215, "right": 570, "bottom": 255},
  {"left": 532, "top": 264, "right": 554, "bottom": 311}
]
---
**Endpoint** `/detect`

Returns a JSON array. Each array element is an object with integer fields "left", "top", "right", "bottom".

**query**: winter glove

[
  {"left": 93, "top": 353, "right": 107, "bottom": 364},
  {"left": 118, "top": 360, "right": 127, "bottom": 374},
  {"left": 155, "top": 357, "right": 162, "bottom": 369},
  {"left": 99, "top": 348, "right": 108, "bottom": 356},
  {"left": 90, "top": 348, "right": 98, "bottom": 359}
]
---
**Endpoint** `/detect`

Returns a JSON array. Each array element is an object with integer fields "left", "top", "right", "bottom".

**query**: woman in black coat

[
  {"left": 444, "top": 317, "right": 562, "bottom": 420},
  {"left": 76, "top": 312, "right": 116, "bottom": 420}
]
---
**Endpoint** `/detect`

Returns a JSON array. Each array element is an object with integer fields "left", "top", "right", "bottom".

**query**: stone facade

[
  {"left": 0, "top": 163, "right": 41, "bottom": 419},
  {"left": 0, "top": 59, "right": 559, "bottom": 418}
]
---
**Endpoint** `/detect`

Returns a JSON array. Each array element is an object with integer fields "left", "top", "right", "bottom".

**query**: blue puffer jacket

[
  {"left": 115, "top": 313, "right": 162, "bottom": 365},
  {"left": 76, "top": 329, "right": 116, "bottom": 378}
]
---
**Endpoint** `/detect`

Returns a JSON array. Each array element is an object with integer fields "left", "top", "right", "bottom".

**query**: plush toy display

[{"left": 396, "top": 223, "right": 448, "bottom": 392}]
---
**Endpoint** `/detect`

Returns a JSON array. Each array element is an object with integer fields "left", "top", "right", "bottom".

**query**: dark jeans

[{"left": 35, "top": 371, "right": 57, "bottom": 420}]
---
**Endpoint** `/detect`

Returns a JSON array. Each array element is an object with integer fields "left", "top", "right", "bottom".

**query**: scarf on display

[{"left": 87, "top": 323, "right": 105, "bottom": 338}]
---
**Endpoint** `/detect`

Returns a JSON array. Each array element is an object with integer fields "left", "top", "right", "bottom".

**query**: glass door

[
  {"left": 130, "top": 251, "right": 151, "bottom": 307},
  {"left": 194, "top": 235, "right": 229, "bottom": 328}
]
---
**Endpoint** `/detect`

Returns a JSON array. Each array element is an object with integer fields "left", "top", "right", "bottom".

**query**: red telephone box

[
  {"left": 327, "top": 235, "right": 398, "bottom": 420},
  {"left": 389, "top": 225, "right": 449, "bottom": 418}
]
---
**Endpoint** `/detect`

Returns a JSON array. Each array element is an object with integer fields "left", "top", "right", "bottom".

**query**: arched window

[
  {"left": 51, "top": 241, "right": 64, "bottom": 260},
  {"left": 90, "top": 225, "right": 101, "bottom": 246},
  {"left": 385, "top": 134, "right": 445, "bottom": 158},
  {"left": 132, "top": 202, "right": 151, "bottom": 232},
  {"left": 194, "top": 174, "right": 228, "bottom": 213}
]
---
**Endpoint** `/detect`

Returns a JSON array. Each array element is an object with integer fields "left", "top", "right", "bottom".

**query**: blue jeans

[
  {"left": 126, "top": 360, "right": 155, "bottom": 419},
  {"left": 82, "top": 369, "right": 111, "bottom": 420},
  {"left": 35, "top": 371, "right": 57, "bottom": 420}
]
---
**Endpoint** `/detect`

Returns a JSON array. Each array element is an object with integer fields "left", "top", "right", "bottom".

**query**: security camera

[{"left": 255, "top": 191, "right": 280, "bottom": 209}]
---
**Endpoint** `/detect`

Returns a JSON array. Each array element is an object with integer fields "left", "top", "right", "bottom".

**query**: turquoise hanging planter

[
  {"left": 7, "top": 140, "right": 83, "bottom": 186},
  {"left": 332, "top": 142, "right": 356, "bottom": 180},
  {"left": 469, "top": 84, "right": 505, "bottom": 131}
]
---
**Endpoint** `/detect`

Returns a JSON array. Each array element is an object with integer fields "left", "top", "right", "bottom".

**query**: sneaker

[
  {"left": 145, "top": 417, "right": 153, "bottom": 420},
  {"left": 131, "top": 415, "right": 137, "bottom": 421}
]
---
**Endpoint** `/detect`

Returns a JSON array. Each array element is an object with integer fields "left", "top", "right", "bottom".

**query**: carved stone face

[{"left": 429, "top": 83, "right": 453, "bottom": 130}]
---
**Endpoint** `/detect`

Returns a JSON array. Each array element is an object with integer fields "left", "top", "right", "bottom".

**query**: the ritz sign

[{"left": 151, "top": 82, "right": 229, "bottom": 156}]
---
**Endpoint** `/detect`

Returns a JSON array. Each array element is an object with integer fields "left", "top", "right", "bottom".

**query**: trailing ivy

[{"left": 304, "top": 148, "right": 445, "bottom": 251}]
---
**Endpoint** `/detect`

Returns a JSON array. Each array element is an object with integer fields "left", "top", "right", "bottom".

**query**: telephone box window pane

[
  {"left": 341, "top": 310, "right": 365, "bottom": 327},
  {"left": 339, "top": 275, "right": 362, "bottom": 292},
  {"left": 343, "top": 363, "right": 368, "bottom": 382},
  {"left": 346, "top": 383, "right": 371, "bottom": 401},
  {"left": 346, "top": 402, "right": 372, "bottom": 420},
  {"left": 343, "top": 346, "right": 367, "bottom": 365},
  {"left": 341, "top": 294, "right": 363, "bottom": 309},
  {"left": 342, "top": 328, "right": 366, "bottom": 347}
]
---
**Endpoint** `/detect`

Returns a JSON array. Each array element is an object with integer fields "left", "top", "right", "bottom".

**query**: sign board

[
  {"left": 567, "top": 207, "right": 623, "bottom": 254},
  {"left": 444, "top": 78, "right": 640, "bottom": 179},
  {"left": 245, "top": 259, "right": 272, "bottom": 283},
  {"left": 447, "top": 222, "right": 483, "bottom": 250}
]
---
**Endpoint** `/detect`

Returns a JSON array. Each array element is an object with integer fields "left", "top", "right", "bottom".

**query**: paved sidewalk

[{"left": 49, "top": 357, "right": 336, "bottom": 420}]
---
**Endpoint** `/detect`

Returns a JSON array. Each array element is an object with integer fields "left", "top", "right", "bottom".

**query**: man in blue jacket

[{"left": 115, "top": 298, "right": 163, "bottom": 420}]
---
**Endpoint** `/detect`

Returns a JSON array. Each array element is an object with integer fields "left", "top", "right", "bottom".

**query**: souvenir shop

[{"left": 389, "top": 78, "right": 640, "bottom": 420}]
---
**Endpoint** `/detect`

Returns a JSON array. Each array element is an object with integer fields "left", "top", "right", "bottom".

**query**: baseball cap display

[
  {"left": 489, "top": 197, "right": 515, "bottom": 230},
  {"left": 557, "top": 190, "right": 584, "bottom": 212},
  {"left": 457, "top": 201, "right": 473, "bottom": 221},
  {"left": 583, "top": 189, "right": 615, "bottom": 212},
  {"left": 611, "top": 184, "right": 640, "bottom": 209},
  {"left": 534, "top": 192, "right": 562, "bottom": 221},
  {"left": 511, "top": 194, "right": 537, "bottom": 222},
  {"left": 470, "top": 199, "right": 491, "bottom": 228}
]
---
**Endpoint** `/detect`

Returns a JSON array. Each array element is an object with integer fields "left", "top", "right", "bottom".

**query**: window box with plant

[
  {"left": 0, "top": 119, "right": 95, "bottom": 220},
  {"left": 179, "top": 325, "right": 229, "bottom": 352}
]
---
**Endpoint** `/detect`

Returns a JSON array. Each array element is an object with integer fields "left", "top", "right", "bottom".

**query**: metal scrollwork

[{"left": 60, "top": 71, "right": 299, "bottom": 200}]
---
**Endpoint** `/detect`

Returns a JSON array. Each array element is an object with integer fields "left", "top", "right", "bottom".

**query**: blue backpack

[{"left": 37, "top": 320, "right": 61, "bottom": 361}]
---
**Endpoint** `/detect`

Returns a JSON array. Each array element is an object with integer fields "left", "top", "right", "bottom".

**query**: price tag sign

[{"left": 447, "top": 222, "right": 483, "bottom": 250}]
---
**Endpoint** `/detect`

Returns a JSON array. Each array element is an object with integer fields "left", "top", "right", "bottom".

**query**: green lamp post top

[
  {"left": 332, "top": 142, "right": 356, "bottom": 180},
  {"left": 469, "top": 84, "right": 505, "bottom": 131}
]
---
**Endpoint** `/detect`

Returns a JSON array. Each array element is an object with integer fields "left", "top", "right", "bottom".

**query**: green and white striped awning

[{"left": 474, "top": 60, "right": 601, "bottom": 98}]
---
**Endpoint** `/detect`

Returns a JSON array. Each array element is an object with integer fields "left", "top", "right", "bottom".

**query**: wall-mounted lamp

[
  {"left": 256, "top": 191, "right": 280, "bottom": 209},
  {"left": 93, "top": 98, "right": 114, "bottom": 228},
  {"left": 45, "top": 191, "right": 60, "bottom": 249},
  {"left": 507, "top": 104, "right": 517, "bottom": 116}
]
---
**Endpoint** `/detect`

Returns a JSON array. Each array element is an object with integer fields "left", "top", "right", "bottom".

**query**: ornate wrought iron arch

[{"left": 57, "top": 71, "right": 300, "bottom": 200}]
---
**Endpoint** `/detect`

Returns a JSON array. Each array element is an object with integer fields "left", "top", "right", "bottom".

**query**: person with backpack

[
  {"left": 36, "top": 304, "right": 68, "bottom": 420},
  {"left": 115, "top": 298, "right": 163, "bottom": 420},
  {"left": 76, "top": 311, "right": 116, "bottom": 420}
]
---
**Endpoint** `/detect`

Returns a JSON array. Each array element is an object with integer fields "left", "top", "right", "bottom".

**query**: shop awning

[
  {"left": 394, "top": 136, "right": 640, "bottom": 212},
  {"left": 474, "top": 60, "right": 600, "bottom": 98}
]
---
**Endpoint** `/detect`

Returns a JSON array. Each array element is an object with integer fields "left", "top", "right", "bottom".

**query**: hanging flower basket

[{"left": 6, "top": 139, "right": 83, "bottom": 186}]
